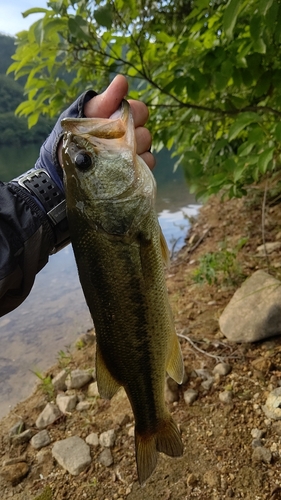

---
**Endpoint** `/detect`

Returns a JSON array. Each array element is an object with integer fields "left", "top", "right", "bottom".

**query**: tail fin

[{"left": 135, "top": 415, "right": 183, "bottom": 485}]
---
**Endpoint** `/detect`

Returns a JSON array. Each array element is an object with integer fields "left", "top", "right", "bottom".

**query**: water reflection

[{"left": 0, "top": 146, "right": 199, "bottom": 417}]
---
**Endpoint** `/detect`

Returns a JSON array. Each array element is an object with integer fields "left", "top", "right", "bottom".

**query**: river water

[{"left": 0, "top": 145, "right": 199, "bottom": 418}]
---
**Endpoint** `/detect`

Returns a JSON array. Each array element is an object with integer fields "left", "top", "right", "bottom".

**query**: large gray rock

[
  {"left": 65, "top": 369, "right": 93, "bottom": 390},
  {"left": 52, "top": 436, "right": 91, "bottom": 475},
  {"left": 219, "top": 270, "right": 281, "bottom": 342}
]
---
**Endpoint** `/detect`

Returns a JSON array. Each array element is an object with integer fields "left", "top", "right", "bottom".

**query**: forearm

[{"left": 0, "top": 90, "right": 97, "bottom": 316}]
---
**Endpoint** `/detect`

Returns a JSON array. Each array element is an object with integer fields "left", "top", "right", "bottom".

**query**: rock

[
  {"left": 0, "top": 462, "right": 29, "bottom": 485},
  {"left": 36, "top": 403, "right": 62, "bottom": 430},
  {"left": 12, "top": 428, "right": 35, "bottom": 445},
  {"left": 201, "top": 377, "right": 214, "bottom": 391},
  {"left": 183, "top": 389, "right": 198, "bottom": 405},
  {"left": 165, "top": 377, "right": 180, "bottom": 403},
  {"left": 9, "top": 420, "right": 25, "bottom": 436},
  {"left": 52, "top": 436, "right": 91, "bottom": 475},
  {"left": 263, "top": 387, "right": 281, "bottom": 419},
  {"left": 251, "top": 428, "right": 265, "bottom": 439},
  {"left": 86, "top": 433, "right": 99, "bottom": 446},
  {"left": 99, "top": 429, "right": 116, "bottom": 448},
  {"left": 76, "top": 401, "right": 92, "bottom": 411},
  {"left": 88, "top": 381, "right": 99, "bottom": 397},
  {"left": 128, "top": 426, "right": 135, "bottom": 438},
  {"left": 65, "top": 369, "right": 92, "bottom": 390},
  {"left": 56, "top": 393, "right": 77, "bottom": 413},
  {"left": 272, "top": 421, "right": 281, "bottom": 435},
  {"left": 186, "top": 472, "right": 198, "bottom": 487},
  {"left": 251, "top": 438, "right": 262, "bottom": 448},
  {"left": 30, "top": 430, "right": 51, "bottom": 450},
  {"left": 98, "top": 448, "right": 113, "bottom": 467},
  {"left": 219, "top": 270, "right": 281, "bottom": 342},
  {"left": 219, "top": 390, "right": 233, "bottom": 404},
  {"left": 213, "top": 363, "right": 232, "bottom": 376},
  {"left": 252, "top": 446, "right": 272, "bottom": 464},
  {"left": 52, "top": 370, "right": 68, "bottom": 391},
  {"left": 256, "top": 241, "right": 281, "bottom": 255}
]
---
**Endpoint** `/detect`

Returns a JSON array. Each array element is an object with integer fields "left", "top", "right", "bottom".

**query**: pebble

[
  {"left": 98, "top": 448, "right": 113, "bottom": 467},
  {"left": 52, "top": 436, "right": 91, "bottom": 475},
  {"left": 263, "top": 387, "right": 281, "bottom": 420},
  {"left": 165, "top": 377, "right": 180, "bottom": 403},
  {"left": 86, "top": 433, "right": 99, "bottom": 446},
  {"left": 56, "top": 394, "right": 78, "bottom": 413},
  {"left": 183, "top": 389, "right": 198, "bottom": 405},
  {"left": 52, "top": 370, "right": 68, "bottom": 391},
  {"left": 88, "top": 381, "right": 99, "bottom": 397},
  {"left": 30, "top": 430, "right": 51, "bottom": 450},
  {"left": 201, "top": 377, "right": 214, "bottom": 391},
  {"left": 99, "top": 429, "right": 116, "bottom": 448},
  {"left": 9, "top": 420, "right": 25, "bottom": 436},
  {"left": 252, "top": 446, "right": 272, "bottom": 464},
  {"left": 36, "top": 403, "right": 62, "bottom": 430},
  {"left": 213, "top": 363, "right": 232, "bottom": 376},
  {"left": 12, "top": 428, "right": 35, "bottom": 445},
  {"left": 251, "top": 428, "right": 264, "bottom": 439},
  {"left": 76, "top": 401, "right": 92, "bottom": 411},
  {"left": 0, "top": 462, "right": 29, "bottom": 486},
  {"left": 65, "top": 369, "right": 93, "bottom": 390},
  {"left": 219, "top": 390, "right": 233, "bottom": 404}
]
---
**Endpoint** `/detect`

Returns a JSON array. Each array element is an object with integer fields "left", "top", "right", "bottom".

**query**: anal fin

[
  {"left": 166, "top": 330, "right": 184, "bottom": 384},
  {"left": 96, "top": 344, "right": 121, "bottom": 399}
]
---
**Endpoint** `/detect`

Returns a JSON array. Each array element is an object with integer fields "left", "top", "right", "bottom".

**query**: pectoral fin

[
  {"left": 160, "top": 226, "right": 170, "bottom": 267},
  {"left": 96, "top": 344, "right": 121, "bottom": 399}
]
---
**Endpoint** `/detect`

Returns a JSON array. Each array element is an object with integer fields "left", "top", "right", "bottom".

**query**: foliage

[
  {"left": 192, "top": 238, "right": 247, "bottom": 285},
  {"left": 7, "top": 0, "right": 281, "bottom": 199},
  {"left": 0, "top": 110, "right": 54, "bottom": 146}
]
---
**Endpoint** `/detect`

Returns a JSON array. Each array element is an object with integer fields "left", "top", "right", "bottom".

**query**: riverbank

[{"left": 1, "top": 190, "right": 281, "bottom": 500}]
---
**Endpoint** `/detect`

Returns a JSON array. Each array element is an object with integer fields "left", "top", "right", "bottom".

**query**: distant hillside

[{"left": 0, "top": 33, "right": 54, "bottom": 146}]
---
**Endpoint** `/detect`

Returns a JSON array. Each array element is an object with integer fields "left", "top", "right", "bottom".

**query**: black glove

[{"left": 34, "top": 89, "right": 97, "bottom": 192}]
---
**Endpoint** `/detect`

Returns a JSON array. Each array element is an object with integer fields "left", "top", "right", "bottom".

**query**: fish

[{"left": 61, "top": 100, "right": 184, "bottom": 485}]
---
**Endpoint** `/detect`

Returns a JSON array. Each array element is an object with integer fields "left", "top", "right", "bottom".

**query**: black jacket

[{"left": 0, "top": 90, "right": 96, "bottom": 317}]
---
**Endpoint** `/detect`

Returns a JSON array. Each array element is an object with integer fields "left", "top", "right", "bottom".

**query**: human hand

[
  {"left": 82, "top": 75, "right": 155, "bottom": 170},
  {"left": 36, "top": 76, "right": 155, "bottom": 193}
]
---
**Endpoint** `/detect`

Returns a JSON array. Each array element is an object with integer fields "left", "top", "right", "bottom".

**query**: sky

[{"left": 0, "top": 0, "right": 48, "bottom": 36}]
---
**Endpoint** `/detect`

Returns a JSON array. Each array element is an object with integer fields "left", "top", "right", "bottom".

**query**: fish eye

[{"left": 74, "top": 151, "right": 92, "bottom": 170}]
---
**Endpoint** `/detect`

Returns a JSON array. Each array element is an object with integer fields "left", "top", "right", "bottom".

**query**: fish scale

[{"left": 61, "top": 99, "right": 184, "bottom": 485}]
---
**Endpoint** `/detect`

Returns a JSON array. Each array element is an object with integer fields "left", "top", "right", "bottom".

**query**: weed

[
  {"left": 75, "top": 338, "right": 86, "bottom": 350},
  {"left": 57, "top": 348, "right": 72, "bottom": 368},
  {"left": 192, "top": 238, "right": 247, "bottom": 286},
  {"left": 31, "top": 369, "right": 54, "bottom": 401}
]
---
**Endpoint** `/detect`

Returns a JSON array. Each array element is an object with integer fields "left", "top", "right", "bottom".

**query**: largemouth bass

[{"left": 61, "top": 100, "right": 184, "bottom": 484}]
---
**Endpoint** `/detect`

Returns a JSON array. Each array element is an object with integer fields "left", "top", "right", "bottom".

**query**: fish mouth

[{"left": 61, "top": 100, "right": 135, "bottom": 154}]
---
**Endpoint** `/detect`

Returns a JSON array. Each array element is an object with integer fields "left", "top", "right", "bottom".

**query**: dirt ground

[{"left": 1, "top": 190, "right": 281, "bottom": 500}]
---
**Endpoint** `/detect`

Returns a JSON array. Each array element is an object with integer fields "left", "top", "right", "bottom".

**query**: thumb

[{"left": 84, "top": 75, "right": 129, "bottom": 118}]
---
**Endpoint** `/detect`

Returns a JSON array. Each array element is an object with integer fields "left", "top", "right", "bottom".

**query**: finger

[
  {"left": 128, "top": 99, "right": 149, "bottom": 128},
  {"left": 140, "top": 151, "right": 156, "bottom": 170},
  {"left": 135, "top": 127, "right": 152, "bottom": 156},
  {"left": 84, "top": 75, "right": 128, "bottom": 118}
]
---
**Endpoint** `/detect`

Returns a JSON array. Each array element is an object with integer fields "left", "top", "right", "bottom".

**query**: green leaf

[
  {"left": 22, "top": 7, "right": 48, "bottom": 18},
  {"left": 223, "top": 0, "right": 241, "bottom": 40},
  {"left": 275, "top": 123, "right": 281, "bottom": 142},
  {"left": 94, "top": 5, "right": 113, "bottom": 29},
  {"left": 257, "top": 146, "right": 274, "bottom": 173},
  {"left": 228, "top": 112, "right": 261, "bottom": 141},
  {"left": 259, "top": 0, "right": 273, "bottom": 15}
]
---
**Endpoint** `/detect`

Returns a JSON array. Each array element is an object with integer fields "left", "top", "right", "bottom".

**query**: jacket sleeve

[
  {"left": 0, "top": 181, "right": 55, "bottom": 317},
  {"left": 0, "top": 90, "right": 97, "bottom": 317}
]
